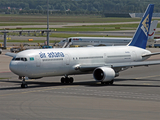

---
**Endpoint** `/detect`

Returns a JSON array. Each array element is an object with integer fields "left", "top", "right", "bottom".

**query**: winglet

[{"left": 128, "top": 4, "right": 154, "bottom": 49}]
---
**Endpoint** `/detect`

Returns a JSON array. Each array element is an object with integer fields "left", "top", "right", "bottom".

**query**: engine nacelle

[{"left": 93, "top": 67, "right": 115, "bottom": 82}]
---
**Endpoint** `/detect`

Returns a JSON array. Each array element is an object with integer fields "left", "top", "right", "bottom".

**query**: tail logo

[
  {"left": 148, "top": 29, "right": 155, "bottom": 36},
  {"left": 141, "top": 14, "right": 150, "bottom": 36}
]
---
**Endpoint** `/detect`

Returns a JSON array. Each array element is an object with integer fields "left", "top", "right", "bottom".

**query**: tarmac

[{"left": 0, "top": 48, "right": 160, "bottom": 120}]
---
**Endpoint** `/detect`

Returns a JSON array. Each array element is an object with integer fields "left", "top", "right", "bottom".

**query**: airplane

[
  {"left": 58, "top": 20, "right": 158, "bottom": 48},
  {"left": 6, "top": 4, "right": 160, "bottom": 88}
]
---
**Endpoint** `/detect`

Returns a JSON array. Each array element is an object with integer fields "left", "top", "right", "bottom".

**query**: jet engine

[{"left": 93, "top": 67, "right": 115, "bottom": 82}]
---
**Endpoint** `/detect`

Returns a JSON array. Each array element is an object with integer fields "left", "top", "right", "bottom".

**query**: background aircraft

[{"left": 58, "top": 20, "right": 158, "bottom": 48}]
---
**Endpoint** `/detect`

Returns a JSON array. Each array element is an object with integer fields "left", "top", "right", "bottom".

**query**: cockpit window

[
  {"left": 15, "top": 58, "right": 20, "bottom": 60},
  {"left": 12, "top": 57, "right": 16, "bottom": 60},
  {"left": 21, "top": 58, "right": 27, "bottom": 61},
  {"left": 12, "top": 57, "right": 27, "bottom": 61}
]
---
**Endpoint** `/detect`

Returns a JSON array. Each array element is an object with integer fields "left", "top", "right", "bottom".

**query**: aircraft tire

[
  {"left": 101, "top": 82, "right": 105, "bottom": 85},
  {"left": 109, "top": 80, "right": 114, "bottom": 85},
  {"left": 61, "top": 77, "right": 74, "bottom": 84},
  {"left": 69, "top": 77, "right": 74, "bottom": 83},
  {"left": 65, "top": 78, "right": 70, "bottom": 83},
  {"left": 101, "top": 81, "right": 110, "bottom": 85},
  {"left": 21, "top": 84, "right": 28, "bottom": 88},
  {"left": 61, "top": 77, "right": 65, "bottom": 83}
]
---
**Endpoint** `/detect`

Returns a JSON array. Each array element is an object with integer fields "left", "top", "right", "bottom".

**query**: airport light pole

[
  {"left": 2, "top": 30, "right": 9, "bottom": 49},
  {"left": 47, "top": 0, "right": 49, "bottom": 46}
]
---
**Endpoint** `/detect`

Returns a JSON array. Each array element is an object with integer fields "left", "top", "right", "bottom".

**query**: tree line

[{"left": 0, "top": 0, "right": 159, "bottom": 15}]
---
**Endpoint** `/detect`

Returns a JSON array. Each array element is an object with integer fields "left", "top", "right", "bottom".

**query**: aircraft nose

[{"left": 9, "top": 61, "right": 18, "bottom": 74}]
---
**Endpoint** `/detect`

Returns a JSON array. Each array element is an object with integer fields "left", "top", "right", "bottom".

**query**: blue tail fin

[{"left": 128, "top": 4, "right": 154, "bottom": 49}]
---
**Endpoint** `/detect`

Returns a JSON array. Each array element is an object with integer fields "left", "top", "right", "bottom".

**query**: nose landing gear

[{"left": 19, "top": 76, "right": 28, "bottom": 88}]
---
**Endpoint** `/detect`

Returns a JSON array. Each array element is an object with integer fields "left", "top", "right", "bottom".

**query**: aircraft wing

[
  {"left": 5, "top": 52, "right": 17, "bottom": 57},
  {"left": 75, "top": 60, "right": 160, "bottom": 72},
  {"left": 108, "top": 60, "right": 160, "bottom": 68}
]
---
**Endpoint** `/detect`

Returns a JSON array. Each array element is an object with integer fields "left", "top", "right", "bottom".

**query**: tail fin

[
  {"left": 128, "top": 4, "right": 154, "bottom": 49},
  {"left": 148, "top": 20, "right": 158, "bottom": 39}
]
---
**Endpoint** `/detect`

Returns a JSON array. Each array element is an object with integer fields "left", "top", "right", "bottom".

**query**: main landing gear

[
  {"left": 61, "top": 76, "right": 74, "bottom": 84},
  {"left": 101, "top": 80, "right": 114, "bottom": 85},
  {"left": 19, "top": 76, "right": 28, "bottom": 88}
]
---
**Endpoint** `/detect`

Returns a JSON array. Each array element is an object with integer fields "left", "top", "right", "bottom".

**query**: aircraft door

[
  {"left": 24, "top": 61, "right": 28, "bottom": 73},
  {"left": 65, "top": 54, "right": 70, "bottom": 65},
  {"left": 132, "top": 51, "right": 138, "bottom": 61},
  {"left": 104, "top": 53, "right": 107, "bottom": 63},
  {"left": 35, "top": 55, "right": 41, "bottom": 67}
]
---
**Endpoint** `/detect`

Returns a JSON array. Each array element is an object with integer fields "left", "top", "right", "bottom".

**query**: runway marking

[
  {"left": 135, "top": 75, "right": 160, "bottom": 79},
  {"left": 1, "top": 85, "right": 157, "bottom": 101},
  {"left": 0, "top": 85, "right": 78, "bottom": 97},
  {"left": 46, "top": 90, "right": 160, "bottom": 101},
  {"left": 0, "top": 71, "right": 11, "bottom": 73}
]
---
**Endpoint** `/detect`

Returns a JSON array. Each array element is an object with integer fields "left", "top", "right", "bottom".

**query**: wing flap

[{"left": 111, "top": 60, "right": 160, "bottom": 68}]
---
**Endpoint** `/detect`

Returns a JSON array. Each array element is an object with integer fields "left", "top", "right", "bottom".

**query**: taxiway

[{"left": 0, "top": 48, "right": 160, "bottom": 120}]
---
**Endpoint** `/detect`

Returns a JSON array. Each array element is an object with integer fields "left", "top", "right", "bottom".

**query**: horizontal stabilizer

[{"left": 142, "top": 52, "right": 160, "bottom": 57}]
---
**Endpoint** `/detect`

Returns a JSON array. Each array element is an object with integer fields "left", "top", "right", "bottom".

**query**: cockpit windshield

[{"left": 12, "top": 57, "right": 27, "bottom": 61}]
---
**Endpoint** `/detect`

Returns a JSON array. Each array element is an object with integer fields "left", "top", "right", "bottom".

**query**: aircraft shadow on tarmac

[{"left": 0, "top": 78, "right": 160, "bottom": 90}]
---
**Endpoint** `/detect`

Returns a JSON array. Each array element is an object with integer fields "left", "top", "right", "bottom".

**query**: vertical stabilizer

[
  {"left": 148, "top": 20, "right": 158, "bottom": 40},
  {"left": 128, "top": 4, "right": 154, "bottom": 49}
]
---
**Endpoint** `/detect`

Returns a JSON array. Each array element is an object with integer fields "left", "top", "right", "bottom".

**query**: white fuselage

[{"left": 9, "top": 46, "right": 151, "bottom": 78}]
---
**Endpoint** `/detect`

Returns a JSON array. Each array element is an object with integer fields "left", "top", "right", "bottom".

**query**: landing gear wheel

[
  {"left": 101, "top": 82, "right": 105, "bottom": 85},
  {"left": 101, "top": 82, "right": 109, "bottom": 85},
  {"left": 105, "top": 82, "right": 109, "bottom": 85},
  {"left": 69, "top": 77, "right": 74, "bottom": 83},
  {"left": 21, "top": 83, "right": 28, "bottom": 88},
  {"left": 20, "top": 76, "right": 28, "bottom": 88},
  {"left": 60, "top": 76, "right": 74, "bottom": 84},
  {"left": 109, "top": 80, "right": 114, "bottom": 85},
  {"left": 65, "top": 78, "right": 70, "bottom": 83},
  {"left": 61, "top": 77, "right": 65, "bottom": 83},
  {"left": 101, "top": 80, "right": 114, "bottom": 85}
]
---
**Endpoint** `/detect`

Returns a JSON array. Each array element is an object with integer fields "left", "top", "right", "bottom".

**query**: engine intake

[{"left": 93, "top": 67, "right": 115, "bottom": 82}]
